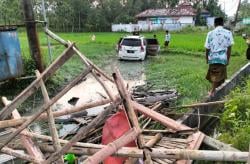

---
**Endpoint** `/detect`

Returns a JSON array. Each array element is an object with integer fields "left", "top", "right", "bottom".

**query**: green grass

[{"left": 1, "top": 30, "right": 248, "bottom": 105}]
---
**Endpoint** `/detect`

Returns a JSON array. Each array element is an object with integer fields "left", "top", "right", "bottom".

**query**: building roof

[{"left": 135, "top": 2, "right": 196, "bottom": 18}]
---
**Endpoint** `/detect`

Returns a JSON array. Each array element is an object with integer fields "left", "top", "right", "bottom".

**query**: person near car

[
  {"left": 164, "top": 30, "right": 171, "bottom": 48},
  {"left": 205, "top": 17, "right": 234, "bottom": 96}
]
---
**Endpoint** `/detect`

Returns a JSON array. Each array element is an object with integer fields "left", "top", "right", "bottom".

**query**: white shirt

[
  {"left": 165, "top": 33, "right": 171, "bottom": 41},
  {"left": 205, "top": 26, "right": 234, "bottom": 64}
]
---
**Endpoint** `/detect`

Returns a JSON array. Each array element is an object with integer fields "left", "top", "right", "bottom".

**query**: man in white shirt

[
  {"left": 205, "top": 17, "right": 234, "bottom": 96},
  {"left": 164, "top": 30, "right": 171, "bottom": 48}
]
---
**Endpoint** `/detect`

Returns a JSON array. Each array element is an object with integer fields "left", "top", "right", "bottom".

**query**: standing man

[
  {"left": 205, "top": 17, "right": 234, "bottom": 96},
  {"left": 164, "top": 30, "right": 171, "bottom": 48}
]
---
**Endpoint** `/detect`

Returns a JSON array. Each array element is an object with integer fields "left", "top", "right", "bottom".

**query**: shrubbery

[{"left": 218, "top": 79, "right": 250, "bottom": 151}]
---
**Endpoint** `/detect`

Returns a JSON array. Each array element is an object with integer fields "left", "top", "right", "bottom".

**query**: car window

[{"left": 121, "top": 39, "right": 141, "bottom": 46}]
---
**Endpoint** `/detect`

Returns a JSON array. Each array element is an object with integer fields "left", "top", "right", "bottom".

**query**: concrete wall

[
  {"left": 112, "top": 22, "right": 191, "bottom": 32},
  {"left": 178, "top": 17, "right": 194, "bottom": 24},
  {"left": 179, "top": 62, "right": 250, "bottom": 132}
]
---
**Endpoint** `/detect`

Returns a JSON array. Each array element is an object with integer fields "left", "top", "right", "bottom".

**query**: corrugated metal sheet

[{"left": 0, "top": 28, "right": 23, "bottom": 81}]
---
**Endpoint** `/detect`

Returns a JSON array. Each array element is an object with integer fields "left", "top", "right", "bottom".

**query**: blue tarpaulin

[{"left": 0, "top": 28, "right": 23, "bottom": 81}]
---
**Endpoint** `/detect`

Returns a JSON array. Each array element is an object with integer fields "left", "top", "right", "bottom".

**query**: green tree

[{"left": 239, "top": 0, "right": 250, "bottom": 20}]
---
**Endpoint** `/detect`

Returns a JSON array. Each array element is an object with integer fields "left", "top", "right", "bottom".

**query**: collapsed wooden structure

[{"left": 0, "top": 31, "right": 248, "bottom": 164}]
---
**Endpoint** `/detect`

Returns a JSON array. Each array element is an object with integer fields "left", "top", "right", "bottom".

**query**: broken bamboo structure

[
  {"left": 35, "top": 70, "right": 63, "bottom": 162},
  {"left": 1, "top": 146, "right": 42, "bottom": 163},
  {"left": 44, "top": 103, "right": 118, "bottom": 163},
  {"left": 0, "top": 68, "right": 92, "bottom": 150},
  {"left": 84, "top": 128, "right": 141, "bottom": 164},
  {"left": 2, "top": 97, "right": 45, "bottom": 161},
  {"left": 8, "top": 142, "right": 249, "bottom": 162},
  {"left": 0, "top": 98, "right": 111, "bottom": 129},
  {"left": 113, "top": 68, "right": 153, "bottom": 164},
  {"left": 0, "top": 44, "right": 76, "bottom": 120}
]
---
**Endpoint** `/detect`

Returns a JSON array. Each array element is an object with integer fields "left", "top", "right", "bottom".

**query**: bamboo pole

[
  {"left": 2, "top": 97, "right": 45, "bottom": 160},
  {"left": 35, "top": 70, "right": 63, "bottom": 163},
  {"left": 44, "top": 103, "right": 117, "bottom": 163},
  {"left": 145, "top": 133, "right": 162, "bottom": 148},
  {"left": 170, "top": 100, "right": 226, "bottom": 109},
  {"left": 12, "top": 129, "right": 104, "bottom": 149},
  {"left": 45, "top": 29, "right": 113, "bottom": 82},
  {"left": 138, "top": 102, "right": 162, "bottom": 121},
  {"left": 0, "top": 68, "right": 91, "bottom": 150},
  {"left": 0, "top": 98, "right": 111, "bottom": 129},
  {"left": 113, "top": 69, "right": 152, "bottom": 164},
  {"left": 132, "top": 101, "right": 190, "bottom": 131},
  {"left": 203, "top": 135, "right": 240, "bottom": 152},
  {"left": 0, "top": 44, "right": 75, "bottom": 120},
  {"left": 10, "top": 143, "right": 249, "bottom": 162},
  {"left": 1, "top": 146, "right": 42, "bottom": 163},
  {"left": 91, "top": 71, "right": 116, "bottom": 102},
  {"left": 84, "top": 128, "right": 141, "bottom": 164},
  {"left": 73, "top": 46, "right": 114, "bottom": 82}
]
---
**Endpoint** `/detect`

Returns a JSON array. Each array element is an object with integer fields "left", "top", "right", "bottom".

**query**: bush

[{"left": 218, "top": 80, "right": 250, "bottom": 151}]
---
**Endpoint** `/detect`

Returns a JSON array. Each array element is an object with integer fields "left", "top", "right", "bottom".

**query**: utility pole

[
  {"left": 21, "top": 0, "right": 44, "bottom": 72},
  {"left": 233, "top": 0, "right": 241, "bottom": 27}
]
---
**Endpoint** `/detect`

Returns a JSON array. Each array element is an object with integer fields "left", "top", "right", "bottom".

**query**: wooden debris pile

[{"left": 0, "top": 30, "right": 248, "bottom": 164}]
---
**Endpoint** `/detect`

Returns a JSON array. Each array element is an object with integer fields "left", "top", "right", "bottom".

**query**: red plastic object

[{"left": 102, "top": 110, "right": 136, "bottom": 164}]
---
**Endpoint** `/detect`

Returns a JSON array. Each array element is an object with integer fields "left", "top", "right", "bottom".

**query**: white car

[{"left": 118, "top": 35, "right": 147, "bottom": 61}]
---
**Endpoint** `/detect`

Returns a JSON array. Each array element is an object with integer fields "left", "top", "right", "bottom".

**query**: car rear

[{"left": 118, "top": 37, "right": 146, "bottom": 60}]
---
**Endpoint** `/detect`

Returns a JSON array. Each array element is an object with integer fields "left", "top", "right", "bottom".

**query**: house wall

[
  {"left": 178, "top": 17, "right": 194, "bottom": 24},
  {"left": 111, "top": 16, "right": 195, "bottom": 32}
]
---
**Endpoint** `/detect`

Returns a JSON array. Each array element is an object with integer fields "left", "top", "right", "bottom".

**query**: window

[{"left": 121, "top": 39, "right": 141, "bottom": 46}]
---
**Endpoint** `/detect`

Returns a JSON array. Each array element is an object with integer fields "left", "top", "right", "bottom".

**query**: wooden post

[
  {"left": 44, "top": 103, "right": 117, "bottom": 163},
  {"left": 21, "top": 0, "right": 44, "bottom": 72},
  {"left": 35, "top": 70, "right": 63, "bottom": 163},
  {"left": 113, "top": 69, "right": 153, "bottom": 164},
  {"left": 0, "top": 44, "right": 75, "bottom": 120},
  {"left": 1, "top": 147, "right": 43, "bottom": 163},
  {"left": 0, "top": 68, "right": 91, "bottom": 150},
  {"left": 84, "top": 128, "right": 141, "bottom": 164},
  {"left": 0, "top": 98, "right": 112, "bottom": 129},
  {"left": 2, "top": 97, "right": 45, "bottom": 160}
]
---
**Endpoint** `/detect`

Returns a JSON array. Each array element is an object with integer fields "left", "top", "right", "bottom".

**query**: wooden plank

[
  {"left": 0, "top": 68, "right": 91, "bottom": 150},
  {"left": 0, "top": 44, "right": 75, "bottom": 120},
  {"left": 2, "top": 97, "right": 45, "bottom": 160}
]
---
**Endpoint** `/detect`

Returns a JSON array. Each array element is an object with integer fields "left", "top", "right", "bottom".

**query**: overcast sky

[{"left": 218, "top": 0, "right": 249, "bottom": 17}]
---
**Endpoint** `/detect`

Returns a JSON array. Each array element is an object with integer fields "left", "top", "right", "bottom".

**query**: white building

[{"left": 135, "top": 2, "right": 196, "bottom": 31}]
